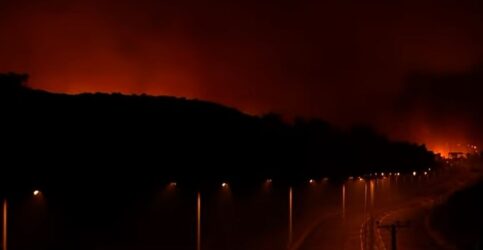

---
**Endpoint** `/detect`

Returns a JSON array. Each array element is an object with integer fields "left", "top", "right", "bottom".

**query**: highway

[
  {"left": 2, "top": 165, "right": 480, "bottom": 250},
  {"left": 291, "top": 167, "right": 480, "bottom": 250}
]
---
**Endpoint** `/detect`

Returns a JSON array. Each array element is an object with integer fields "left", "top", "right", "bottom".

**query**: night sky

[{"left": 1, "top": 0, "right": 482, "bottom": 154}]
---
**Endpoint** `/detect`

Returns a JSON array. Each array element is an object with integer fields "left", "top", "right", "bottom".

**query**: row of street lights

[{"left": 1, "top": 170, "right": 431, "bottom": 250}]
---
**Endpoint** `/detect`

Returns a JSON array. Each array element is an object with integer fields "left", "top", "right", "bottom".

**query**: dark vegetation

[
  {"left": 1, "top": 73, "right": 435, "bottom": 189},
  {"left": 431, "top": 179, "right": 483, "bottom": 249}
]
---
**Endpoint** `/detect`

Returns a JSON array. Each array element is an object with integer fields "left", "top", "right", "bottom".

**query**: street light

[{"left": 2, "top": 189, "right": 41, "bottom": 250}]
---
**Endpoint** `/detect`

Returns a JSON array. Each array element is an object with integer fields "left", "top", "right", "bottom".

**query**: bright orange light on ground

[{"left": 33, "top": 190, "right": 40, "bottom": 196}]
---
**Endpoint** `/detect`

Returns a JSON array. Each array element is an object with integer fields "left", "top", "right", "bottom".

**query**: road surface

[{"left": 290, "top": 167, "right": 480, "bottom": 250}]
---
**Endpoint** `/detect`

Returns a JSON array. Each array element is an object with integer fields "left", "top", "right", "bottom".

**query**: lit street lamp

[{"left": 2, "top": 190, "right": 41, "bottom": 250}]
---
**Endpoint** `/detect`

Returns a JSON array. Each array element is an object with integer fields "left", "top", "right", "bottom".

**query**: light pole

[
  {"left": 364, "top": 181, "right": 368, "bottom": 215},
  {"left": 2, "top": 199, "right": 6, "bottom": 250},
  {"left": 288, "top": 186, "right": 293, "bottom": 249},
  {"left": 195, "top": 182, "right": 229, "bottom": 250},
  {"left": 342, "top": 184, "right": 346, "bottom": 219},
  {"left": 2, "top": 190, "right": 41, "bottom": 250},
  {"left": 196, "top": 191, "right": 201, "bottom": 250}
]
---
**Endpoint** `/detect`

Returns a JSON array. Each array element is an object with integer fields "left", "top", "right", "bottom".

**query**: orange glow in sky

[{"left": 1, "top": 1, "right": 482, "bottom": 149}]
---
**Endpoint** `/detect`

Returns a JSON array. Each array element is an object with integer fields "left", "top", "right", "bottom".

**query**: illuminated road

[
  {"left": 290, "top": 167, "right": 480, "bottom": 250},
  {"left": 3, "top": 166, "right": 480, "bottom": 250},
  {"left": 375, "top": 198, "right": 448, "bottom": 250}
]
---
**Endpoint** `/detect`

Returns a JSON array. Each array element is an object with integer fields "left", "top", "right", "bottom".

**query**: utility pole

[{"left": 377, "top": 221, "right": 409, "bottom": 250}]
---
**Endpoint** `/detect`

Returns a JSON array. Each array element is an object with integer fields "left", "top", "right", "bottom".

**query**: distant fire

[{"left": 428, "top": 143, "right": 479, "bottom": 158}]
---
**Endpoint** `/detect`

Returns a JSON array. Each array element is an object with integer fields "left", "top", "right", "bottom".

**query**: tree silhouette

[
  {"left": 0, "top": 72, "right": 437, "bottom": 185},
  {"left": 0, "top": 72, "right": 29, "bottom": 92}
]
